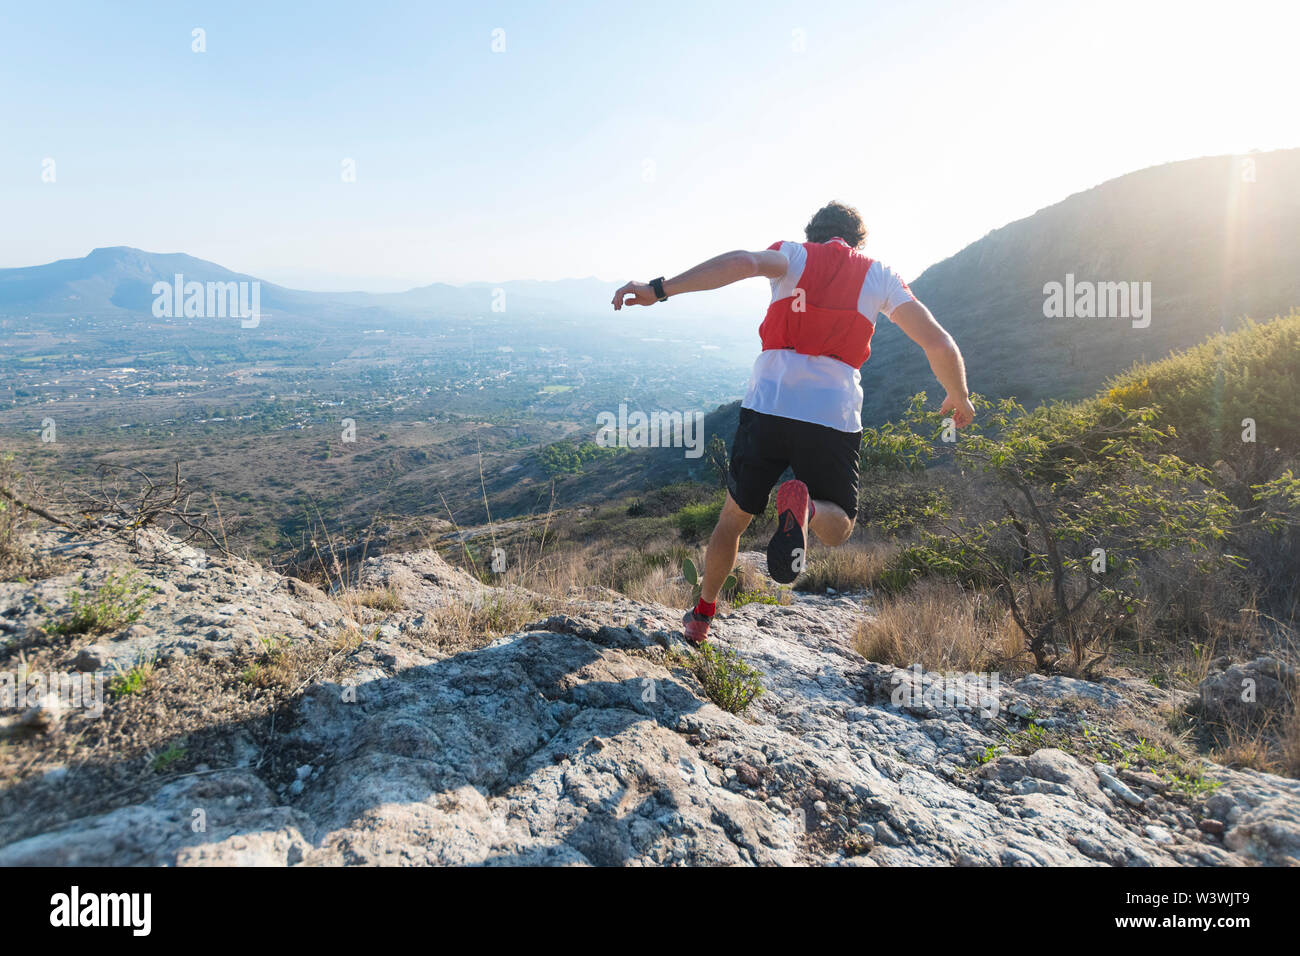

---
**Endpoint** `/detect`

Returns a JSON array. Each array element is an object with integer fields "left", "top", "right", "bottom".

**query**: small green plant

[
  {"left": 47, "top": 569, "right": 155, "bottom": 636},
  {"left": 241, "top": 634, "right": 293, "bottom": 687},
  {"left": 151, "top": 742, "right": 187, "bottom": 772},
  {"left": 1166, "top": 767, "right": 1223, "bottom": 800},
  {"left": 682, "top": 557, "right": 735, "bottom": 604},
  {"left": 732, "top": 589, "right": 780, "bottom": 608},
  {"left": 669, "top": 642, "right": 765, "bottom": 715},
  {"left": 259, "top": 633, "right": 288, "bottom": 654},
  {"left": 109, "top": 655, "right": 155, "bottom": 697},
  {"left": 1021, "top": 723, "right": 1047, "bottom": 749},
  {"left": 1108, "top": 737, "right": 1223, "bottom": 798},
  {"left": 1002, "top": 722, "right": 1066, "bottom": 755}
]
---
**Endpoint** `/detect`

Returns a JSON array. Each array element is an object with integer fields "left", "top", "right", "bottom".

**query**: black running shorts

[{"left": 726, "top": 408, "right": 862, "bottom": 519}]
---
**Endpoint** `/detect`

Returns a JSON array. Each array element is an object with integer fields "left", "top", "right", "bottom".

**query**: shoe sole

[{"left": 767, "top": 480, "right": 809, "bottom": 585}]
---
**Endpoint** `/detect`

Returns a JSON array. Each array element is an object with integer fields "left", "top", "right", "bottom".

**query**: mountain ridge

[
  {"left": 864, "top": 148, "right": 1300, "bottom": 422},
  {"left": 0, "top": 246, "right": 621, "bottom": 320}
]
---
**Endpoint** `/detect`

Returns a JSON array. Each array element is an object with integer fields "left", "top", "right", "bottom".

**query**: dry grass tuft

[
  {"left": 853, "top": 578, "right": 1030, "bottom": 674},
  {"left": 417, "top": 589, "right": 558, "bottom": 650},
  {"left": 796, "top": 539, "right": 896, "bottom": 594},
  {"left": 342, "top": 585, "right": 405, "bottom": 614},
  {"left": 484, "top": 536, "right": 693, "bottom": 610},
  {"left": 1202, "top": 691, "right": 1300, "bottom": 778}
]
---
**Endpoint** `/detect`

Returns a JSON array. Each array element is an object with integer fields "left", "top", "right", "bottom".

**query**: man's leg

[
  {"left": 699, "top": 491, "right": 753, "bottom": 603},
  {"left": 682, "top": 492, "right": 755, "bottom": 645},
  {"left": 684, "top": 408, "right": 782, "bottom": 643},
  {"left": 809, "top": 499, "right": 854, "bottom": 546},
  {"left": 787, "top": 419, "right": 862, "bottom": 559}
]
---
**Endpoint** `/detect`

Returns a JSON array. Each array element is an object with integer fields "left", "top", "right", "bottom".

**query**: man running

[{"left": 612, "top": 201, "right": 974, "bottom": 644}]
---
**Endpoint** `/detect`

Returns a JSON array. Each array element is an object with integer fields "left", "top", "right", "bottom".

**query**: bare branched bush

[{"left": 1, "top": 461, "right": 238, "bottom": 559}]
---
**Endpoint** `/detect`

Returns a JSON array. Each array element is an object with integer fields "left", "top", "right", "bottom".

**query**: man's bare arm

[
  {"left": 889, "top": 299, "right": 975, "bottom": 428},
  {"left": 612, "top": 249, "right": 787, "bottom": 310}
]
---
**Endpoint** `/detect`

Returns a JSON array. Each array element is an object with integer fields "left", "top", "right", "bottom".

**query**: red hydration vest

[{"left": 758, "top": 238, "right": 875, "bottom": 368}]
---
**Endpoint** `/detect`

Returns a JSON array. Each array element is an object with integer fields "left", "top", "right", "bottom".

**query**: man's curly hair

[{"left": 805, "top": 201, "right": 867, "bottom": 248}]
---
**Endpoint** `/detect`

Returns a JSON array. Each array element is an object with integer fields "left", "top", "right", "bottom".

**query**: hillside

[
  {"left": 1, "top": 526, "right": 1297, "bottom": 865},
  {"left": 862, "top": 149, "right": 1300, "bottom": 423}
]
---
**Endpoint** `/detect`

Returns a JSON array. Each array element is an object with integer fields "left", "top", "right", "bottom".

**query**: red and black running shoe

[
  {"left": 681, "top": 609, "right": 712, "bottom": 646},
  {"left": 767, "top": 479, "right": 811, "bottom": 584}
]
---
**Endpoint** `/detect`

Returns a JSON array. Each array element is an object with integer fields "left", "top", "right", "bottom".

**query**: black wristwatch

[{"left": 650, "top": 276, "right": 668, "bottom": 302}]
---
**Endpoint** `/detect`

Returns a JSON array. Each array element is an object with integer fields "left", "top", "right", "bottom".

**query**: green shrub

[
  {"left": 1104, "top": 311, "right": 1300, "bottom": 466},
  {"left": 858, "top": 480, "right": 950, "bottom": 535},
  {"left": 862, "top": 390, "right": 1240, "bottom": 671},
  {"left": 536, "top": 440, "right": 619, "bottom": 477},
  {"left": 859, "top": 393, "right": 937, "bottom": 472},
  {"left": 632, "top": 482, "right": 717, "bottom": 518},
  {"left": 47, "top": 569, "right": 155, "bottom": 636},
  {"left": 877, "top": 534, "right": 993, "bottom": 596},
  {"left": 151, "top": 742, "right": 188, "bottom": 772},
  {"left": 732, "top": 590, "right": 781, "bottom": 608},
  {"left": 675, "top": 496, "right": 724, "bottom": 539},
  {"left": 671, "top": 643, "right": 765, "bottom": 714},
  {"left": 109, "top": 655, "right": 155, "bottom": 697}
]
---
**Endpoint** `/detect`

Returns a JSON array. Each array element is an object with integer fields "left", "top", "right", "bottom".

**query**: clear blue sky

[{"left": 2, "top": 0, "right": 1295, "bottom": 290}]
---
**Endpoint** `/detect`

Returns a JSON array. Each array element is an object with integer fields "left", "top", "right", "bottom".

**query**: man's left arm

[{"left": 611, "top": 249, "right": 787, "bottom": 310}]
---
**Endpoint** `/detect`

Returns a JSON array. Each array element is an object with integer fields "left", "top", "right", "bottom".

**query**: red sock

[
  {"left": 694, "top": 598, "right": 716, "bottom": 618},
  {"left": 809, "top": 500, "right": 816, "bottom": 521}
]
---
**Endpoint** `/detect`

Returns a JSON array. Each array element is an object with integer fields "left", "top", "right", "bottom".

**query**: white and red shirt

[{"left": 742, "top": 238, "right": 915, "bottom": 433}]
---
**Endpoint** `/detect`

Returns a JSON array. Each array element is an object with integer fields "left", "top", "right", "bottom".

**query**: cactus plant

[{"left": 682, "top": 557, "right": 736, "bottom": 604}]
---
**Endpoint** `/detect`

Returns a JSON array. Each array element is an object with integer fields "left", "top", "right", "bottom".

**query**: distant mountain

[
  {"left": 0, "top": 246, "right": 777, "bottom": 332},
  {"left": 861, "top": 149, "right": 1300, "bottom": 423},
  {"left": 359, "top": 277, "right": 618, "bottom": 316},
  {"left": 0, "top": 248, "right": 622, "bottom": 321},
  {"left": 0, "top": 246, "right": 347, "bottom": 320}
]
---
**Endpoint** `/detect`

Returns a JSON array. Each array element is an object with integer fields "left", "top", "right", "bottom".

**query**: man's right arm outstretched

[{"left": 888, "top": 299, "right": 976, "bottom": 428}]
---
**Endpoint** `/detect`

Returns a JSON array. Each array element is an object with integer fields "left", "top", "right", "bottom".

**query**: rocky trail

[{"left": 0, "top": 528, "right": 1296, "bottom": 866}]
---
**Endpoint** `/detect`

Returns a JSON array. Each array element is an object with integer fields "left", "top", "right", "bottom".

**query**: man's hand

[
  {"left": 612, "top": 281, "right": 657, "bottom": 310},
  {"left": 940, "top": 392, "right": 976, "bottom": 429}
]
